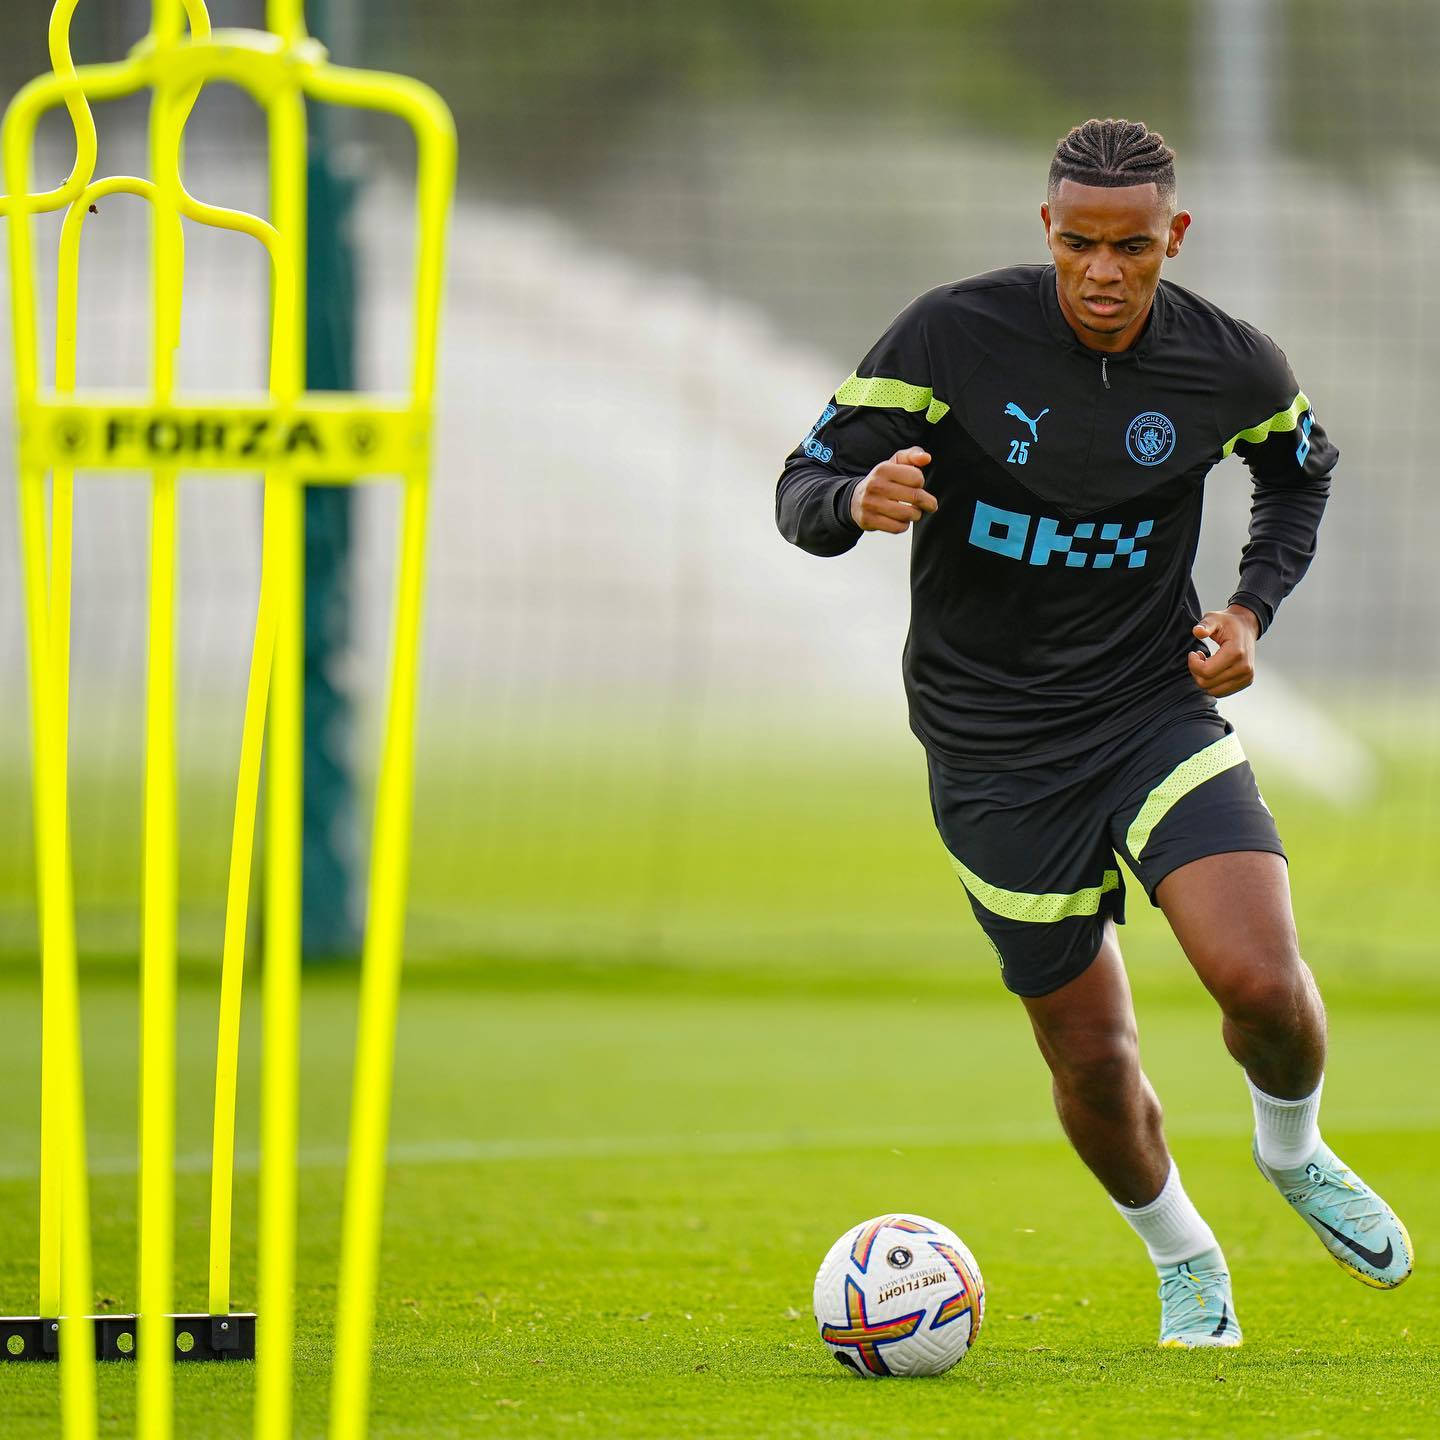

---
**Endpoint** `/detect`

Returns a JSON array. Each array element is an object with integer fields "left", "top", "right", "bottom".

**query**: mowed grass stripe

[{"left": 2, "top": 1104, "right": 1440, "bottom": 1186}]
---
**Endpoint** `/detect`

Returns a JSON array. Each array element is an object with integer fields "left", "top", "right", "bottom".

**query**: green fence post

[{"left": 302, "top": 0, "right": 360, "bottom": 960}]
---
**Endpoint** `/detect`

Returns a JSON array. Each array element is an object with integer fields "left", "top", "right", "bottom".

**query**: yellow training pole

[
  {"left": 207, "top": 502, "right": 277, "bottom": 1317},
  {"left": 47, "top": 704, "right": 95, "bottom": 1440},
  {"left": 136, "top": 393, "right": 180, "bottom": 1425},
  {"left": 17, "top": 457, "right": 97, "bottom": 1440},
  {"left": 254, "top": 64, "right": 308, "bottom": 1440},
  {"left": 4, "top": 0, "right": 97, "bottom": 1344},
  {"left": 137, "top": 2, "right": 187, "bottom": 1427},
  {"left": 209, "top": 215, "right": 301, "bottom": 1319},
  {"left": 37, "top": 646, "right": 64, "bottom": 1336},
  {"left": 327, "top": 475, "right": 429, "bottom": 1440},
  {"left": 4, "top": 6, "right": 98, "bottom": 1429},
  {"left": 53, "top": 859, "right": 96, "bottom": 1440},
  {"left": 255, "top": 477, "right": 304, "bottom": 1440},
  {"left": 266, "top": 0, "right": 309, "bottom": 45},
  {"left": 254, "top": 503, "right": 304, "bottom": 1435},
  {"left": 208, "top": 204, "right": 296, "bottom": 1331},
  {"left": 15, "top": 193, "right": 99, "bottom": 1440},
  {"left": 49, "top": 145, "right": 82, "bottom": 1397},
  {"left": 322, "top": 67, "right": 455, "bottom": 1439}
]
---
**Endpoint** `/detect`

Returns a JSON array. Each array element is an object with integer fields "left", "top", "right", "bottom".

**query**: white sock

[
  {"left": 1113, "top": 1160, "right": 1218, "bottom": 1267},
  {"left": 1249, "top": 1074, "right": 1323, "bottom": 1170}
]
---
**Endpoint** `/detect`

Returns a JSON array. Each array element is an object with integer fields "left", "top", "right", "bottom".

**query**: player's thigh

[
  {"left": 926, "top": 750, "right": 1124, "bottom": 999},
  {"left": 1155, "top": 851, "right": 1305, "bottom": 1014},
  {"left": 1106, "top": 707, "right": 1300, "bottom": 1005},
  {"left": 1020, "top": 920, "right": 1142, "bottom": 1081}
]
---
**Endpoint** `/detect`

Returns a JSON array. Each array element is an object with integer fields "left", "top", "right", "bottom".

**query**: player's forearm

[
  {"left": 775, "top": 463, "right": 864, "bottom": 557},
  {"left": 1229, "top": 472, "right": 1332, "bottom": 635}
]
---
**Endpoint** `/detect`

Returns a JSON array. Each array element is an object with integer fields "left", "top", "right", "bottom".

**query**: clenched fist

[
  {"left": 850, "top": 447, "right": 938, "bottom": 534},
  {"left": 1188, "top": 605, "right": 1261, "bottom": 698}
]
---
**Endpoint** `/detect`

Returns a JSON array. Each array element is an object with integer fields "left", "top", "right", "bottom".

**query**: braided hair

[{"left": 1048, "top": 119, "right": 1177, "bottom": 209}]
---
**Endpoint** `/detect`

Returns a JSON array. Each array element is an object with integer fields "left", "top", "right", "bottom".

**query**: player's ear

[
  {"left": 1166, "top": 210, "right": 1192, "bottom": 258},
  {"left": 1040, "top": 201, "right": 1052, "bottom": 237}
]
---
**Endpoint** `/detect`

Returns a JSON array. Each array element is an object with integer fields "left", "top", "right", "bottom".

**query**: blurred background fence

[{"left": 1, "top": 0, "right": 1436, "bottom": 976}]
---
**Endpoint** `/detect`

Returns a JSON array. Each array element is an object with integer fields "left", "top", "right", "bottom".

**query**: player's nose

[{"left": 1086, "top": 253, "right": 1124, "bottom": 284}]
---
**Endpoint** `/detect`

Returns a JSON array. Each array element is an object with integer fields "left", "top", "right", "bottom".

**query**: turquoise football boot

[
  {"left": 1157, "top": 1247, "right": 1242, "bottom": 1348},
  {"left": 1254, "top": 1139, "right": 1413, "bottom": 1289}
]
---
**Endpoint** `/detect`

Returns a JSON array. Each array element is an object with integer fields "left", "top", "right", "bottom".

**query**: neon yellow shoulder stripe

[
  {"left": 1125, "top": 732, "right": 1247, "bottom": 860},
  {"left": 835, "top": 372, "right": 950, "bottom": 424},
  {"left": 945, "top": 851, "right": 1120, "bottom": 924},
  {"left": 1221, "top": 391, "right": 1310, "bottom": 458}
]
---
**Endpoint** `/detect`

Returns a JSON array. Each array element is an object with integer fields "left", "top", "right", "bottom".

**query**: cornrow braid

[{"left": 1048, "top": 118, "right": 1177, "bottom": 208}]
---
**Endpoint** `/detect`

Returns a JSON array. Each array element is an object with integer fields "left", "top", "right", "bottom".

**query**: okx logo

[{"left": 969, "top": 500, "right": 1153, "bottom": 569}]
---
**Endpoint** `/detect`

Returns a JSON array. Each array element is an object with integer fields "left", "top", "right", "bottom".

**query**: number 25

[{"left": 1007, "top": 439, "right": 1029, "bottom": 465}]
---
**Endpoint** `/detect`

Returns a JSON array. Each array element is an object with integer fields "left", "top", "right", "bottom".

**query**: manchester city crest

[{"left": 1125, "top": 411, "right": 1177, "bottom": 466}]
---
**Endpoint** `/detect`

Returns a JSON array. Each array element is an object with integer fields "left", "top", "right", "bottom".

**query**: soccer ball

[{"left": 813, "top": 1213, "right": 985, "bottom": 1378}]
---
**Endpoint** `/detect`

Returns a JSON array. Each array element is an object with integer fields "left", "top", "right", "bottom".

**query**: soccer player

[{"left": 776, "top": 118, "right": 1412, "bottom": 1347}]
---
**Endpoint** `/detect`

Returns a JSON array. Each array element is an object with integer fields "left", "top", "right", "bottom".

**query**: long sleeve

[
  {"left": 776, "top": 292, "right": 947, "bottom": 557},
  {"left": 1223, "top": 344, "right": 1337, "bottom": 635},
  {"left": 774, "top": 424, "right": 867, "bottom": 557}
]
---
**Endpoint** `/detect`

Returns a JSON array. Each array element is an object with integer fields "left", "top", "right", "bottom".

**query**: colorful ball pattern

[{"left": 813, "top": 1213, "right": 985, "bottom": 1378}]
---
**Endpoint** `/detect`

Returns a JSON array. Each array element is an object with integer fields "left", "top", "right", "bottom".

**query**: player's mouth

[{"left": 1083, "top": 295, "right": 1126, "bottom": 316}]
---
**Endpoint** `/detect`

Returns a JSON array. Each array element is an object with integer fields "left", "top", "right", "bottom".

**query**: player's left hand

[{"left": 1187, "top": 605, "right": 1260, "bottom": 698}]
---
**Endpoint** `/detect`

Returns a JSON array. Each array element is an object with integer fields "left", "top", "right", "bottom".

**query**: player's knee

[
  {"left": 1047, "top": 1027, "right": 1141, "bottom": 1109},
  {"left": 1220, "top": 960, "right": 1311, "bottom": 1034}
]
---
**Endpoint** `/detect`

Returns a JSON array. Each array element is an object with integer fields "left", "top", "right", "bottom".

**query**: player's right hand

[{"left": 850, "top": 447, "right": 937, "bottom": 533}]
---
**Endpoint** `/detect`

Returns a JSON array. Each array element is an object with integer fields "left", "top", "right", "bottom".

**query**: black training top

[{"left": 776, "top": 264, "right": 1335, "bottom": 765}]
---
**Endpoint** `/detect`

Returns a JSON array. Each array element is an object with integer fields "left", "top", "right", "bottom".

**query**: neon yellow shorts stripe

[
  {"left": 945, "top": 852, "right": 1120, "bottom": 924},
  {"left": 835, "top": 372, "right": 950, "bottom": 424},
  {"left": 1124, "top": 732, "right": 1247, "bottom": 861},
  {"left": 1221, "top": 391, "right": 1310, "bottom": 458}
]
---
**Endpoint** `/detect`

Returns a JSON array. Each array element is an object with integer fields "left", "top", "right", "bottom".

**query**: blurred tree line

[{"left": 0, "top": 1, "right": 1436, "bottom": 189}]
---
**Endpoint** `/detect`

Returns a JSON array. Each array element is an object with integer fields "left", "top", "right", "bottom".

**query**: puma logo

[{"left": 1004, "top": 401, "right": 1049, "bottom": 444}]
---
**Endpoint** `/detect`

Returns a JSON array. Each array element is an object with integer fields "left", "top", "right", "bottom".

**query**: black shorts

[{"left": 926, "top": 702, "right": 1285, "bottom": 998}]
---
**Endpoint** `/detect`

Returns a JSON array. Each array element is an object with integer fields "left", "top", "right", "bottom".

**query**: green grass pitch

[{"left": 0, "top": 740, "right": 1435, "bottom": 1437}]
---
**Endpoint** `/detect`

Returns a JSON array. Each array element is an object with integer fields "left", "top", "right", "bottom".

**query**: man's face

[{"left": 1041, "top": 180, "right": 1191, "bottom": 352}]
